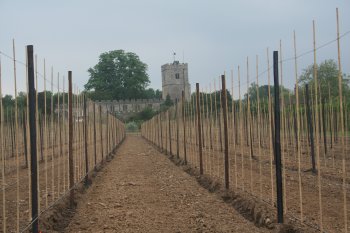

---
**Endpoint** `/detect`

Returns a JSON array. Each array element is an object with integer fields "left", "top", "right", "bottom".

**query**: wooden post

[
  {"left": 273, "top": 51, "right": 284, "bottom": 223},
  {"left": 221, "top": 75, "right": 229, "bottom": 189},
  {"left": 0, "top": 52, "right": 6, "bottom": 231},
  {"left": 157, "top": 115, "right": 160, "bottom": 147},
  {"left": 196, "top": 83, "right": 203, "bottom": 175},
  {"left": 93, "top": 103, "right": 97, "bottom": 169},
  {"left": 182, "top": 91, "right": 187, "bottom": 164},
  {"left": 106, "top": 109, "right": 109, "bottom": 156},
  {"left": 165, "top": 111, "right": 168, "bottom": 153},
  {"left": 68, "top": 71, "right": 74, "bottom": 207},
  {"left": 238, "top": 66, "right": 245, "bottom": 190},
  {"left": 84, "top": 95, "right": 89, "bottom": 185},
  {"left": 176, "top": 100, "right": 179, "bottom": 158},
  {"left": 168, "top": 110, "right": 172, "bottom": 155},
  {"left": 23, "top": 111, "right": 28, "bottom": 168},
  {"left": 306, "top": 84, "right": 316, "bottom": 173},
  {"left": 27, "top": 45, "right": 38, "bottom": 233},
  {"left": 50, "top": 67, "right": 54, "bottom": 202},
  {"left": 160, "top": 112, "right": 163, "bottom": 152},
  {"left": 294, "top": 31, "right": 304, "bottom": 221},
  {"left": 321, "top": 98, "right": 327, "bottom": 155},
  {"left": 99, "top": 105, "right": 103, "bottom": 161},
  {"left": 267, "top": 47, "right": 274, "bottom": 206}
]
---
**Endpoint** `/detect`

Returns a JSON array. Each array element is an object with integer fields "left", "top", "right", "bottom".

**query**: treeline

[
  {"left": 184, "top": 59, "right": 350, "bottom": 115},
  {"left": 1, "top": 91, "right": 77, "bottom": 118}
]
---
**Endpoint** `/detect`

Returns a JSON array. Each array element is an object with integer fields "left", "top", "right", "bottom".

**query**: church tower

[{"left": 161, "top": 61, "right": 191, "bottom": 101}]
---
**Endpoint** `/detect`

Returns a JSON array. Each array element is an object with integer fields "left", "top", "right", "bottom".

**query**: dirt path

[{"left": 65, "top": 135, "right": 269, "bottom": 233}]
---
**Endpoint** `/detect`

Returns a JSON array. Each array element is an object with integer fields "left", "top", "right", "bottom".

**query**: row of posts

[
  {"left": 142, "top": 51, "right": 284, "bottom": 223},
  {"left": 27, "top": 45, "right": 125, "bottom": 233}
]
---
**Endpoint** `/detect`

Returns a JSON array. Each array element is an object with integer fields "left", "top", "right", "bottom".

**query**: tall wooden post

[
  {"left": 160, "top": 112, "right": 163, "bottom": 151},
  {"left": 93, "top": 103, "right": 97, "bottom": 168},
  {"left": 168, "top": 110, "right": 172, "bottom": 156},
  {"left": 84, "top": 95, "right": 89, "bottom": 185},
  {"left": 176, "top": 100, "right": 179, "bottom": 158},
  {"left": 99, "top": 105, "right": 103, "bottom": 161},
  {"left": 321, "top": 98, "right": 327, "bottom": 155},
  {"left": 106, "top": 109, "right": 109, "bottom": 156},
  {"left": 305, "top": 84, "right": 316, "bottom": 173},
  {"left": 273, "top": 51, "right": 284, "bottom": 223},
  {"left": 196, "top": 83, "right": 203, "bottom": 175},
  {"left": 68, "top": 71, "right": 74, "bottom": 207},
  {"left": 221, "top": 75, "right": 229, "bottom": 189},
  {"left": 27, "top": 45, "right": 39, "bottom": 233},
  {"left": 182, "top": 91, "right": 187, "bottom": 164}
]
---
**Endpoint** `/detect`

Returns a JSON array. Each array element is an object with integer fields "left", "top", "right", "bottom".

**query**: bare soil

[
  {"left": 64, "top": 135, "right": 270, "bottom": 233},
  {"left": 163, "top": 125, "right": 350, "bottom": 233}
]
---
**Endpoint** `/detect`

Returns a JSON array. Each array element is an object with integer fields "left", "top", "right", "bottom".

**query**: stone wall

[
  {"left": 96, "top": 99, "right": 162, "bottom": 120},
  {"left": 55, "top": 99, "right": 162, "bottom": 121}
]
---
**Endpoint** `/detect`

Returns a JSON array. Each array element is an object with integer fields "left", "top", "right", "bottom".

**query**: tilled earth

[{"left": 65, "top": 135, "right": 269, "bottom": 233}]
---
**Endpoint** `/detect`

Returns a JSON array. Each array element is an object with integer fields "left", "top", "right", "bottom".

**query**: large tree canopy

[
  {"left": 85, "top": 50, "right": 151, "bottom": 100},
  {"left": 298, "top": 59, "right": 350, "bottom": 101}
]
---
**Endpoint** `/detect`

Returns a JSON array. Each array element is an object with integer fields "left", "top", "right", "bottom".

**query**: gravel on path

[{"left": 65, "top": 135, "right": 270, "bottom": 233}]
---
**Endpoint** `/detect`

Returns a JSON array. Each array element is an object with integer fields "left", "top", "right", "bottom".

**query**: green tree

[
  {"left": 17, "top": 92, "right": 27, "bottom": 110},
  {"left": 164, "top": 94, "right": 173, "bottom": 106},
  {"left": 246, "top": 83, "right": 291, "bottom": 102},
  {"left": 190, "top": 90, "right": 233, "bottom": 112},
  {"left": 129, "top": 107, "right": 156, "bottom": 122},
  {"left": 144, "top": 88, "right": 155, "bottom": 99},
  {"left": 2, "top": 95, "right": 14, "bottom": 109},
  {"left": 298, "top": 59, "right": 350, "bottom": 101},
  {"left": 160, "top": 94, "right": 174, "bottom": 112},
  {"left": 155, "top": 89, "right": 162, "bottom": 99},
  {"left": 38, "top": 91, "right": 53, "bottom": 114},
  {"left": 127, "top": 107, "right": 157, "bottom": 130},
  {"left": 143, "top": 88, "right": 162, "bottom": 99},
  {"left": 85, "top": 50, "right": 150, "bottom": 100},
  {"left": 138, "top": 107, "right": 156, "bottom": 120}
]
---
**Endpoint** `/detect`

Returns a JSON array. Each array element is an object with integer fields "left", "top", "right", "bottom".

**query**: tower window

[{"left": 175, "top": 73, "right": 180, "bottom": 79}]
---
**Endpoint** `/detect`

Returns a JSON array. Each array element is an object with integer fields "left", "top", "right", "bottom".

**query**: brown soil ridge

[{"left": 146, "top": 140, "right": 309, "bottom": 233}]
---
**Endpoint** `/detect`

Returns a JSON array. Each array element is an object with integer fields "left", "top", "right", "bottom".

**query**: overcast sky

[{"left": 1, "top": 0, "right": 349, "bottom": 98}]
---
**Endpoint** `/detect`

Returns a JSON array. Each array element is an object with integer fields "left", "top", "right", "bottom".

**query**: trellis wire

[{"left": 141, "top": 8, "right": 350, "bottom": 233}]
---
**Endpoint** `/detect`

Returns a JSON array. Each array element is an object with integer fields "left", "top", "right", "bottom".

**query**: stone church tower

[{"left": 161, "top": 61, "right": 191, "bottom": 101}]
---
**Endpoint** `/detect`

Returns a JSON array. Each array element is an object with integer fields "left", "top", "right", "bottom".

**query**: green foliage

[
  {"left": 125, "top": 121, "right": 139, "bottom": 132},
  {"left": 164, "top": 94, "right": 173, "bottom": 105},
  {"left": 38, "top": 91, "right": 54, "bottom": 114},
  {"left": 190, "top": 90, "right": 233, "bottom": 112},
  {"left": 126, "top": 107, "right": 158, "bottom": 130},
  {"left": 159, "top": 94, "right": 174, "bottom": 112},
  {"left": 298, "top": 59, "right": 350, "bottom": 101},
  {"left": 246, "top": 84, "right": 291, "bottom": 103},
  {"left": 1, "top": 91, "right": 75, "bottom": 116},
  {"left": 138, "top": 107, "right": 156, "bottom": 120},
  {"left": 154, "top": 89, "right": 162, "bottom": 99},
  {"left": 143, "top": 88, "right": 162, "bottom": 99},
  {"left": 85, "top": 50, "right": 152, "bottom": 100},
  {"left": 17, "top": 92, "right": 27, "bottom": 109},
  {"left": 245, "top": 83, "right": 291, "bottom": 114},
  {"left": 2, "top": 95, "right": 14, "bottom": 109},
  {"left": 129, "top": 107, "right": 156, "bottom": 122}
]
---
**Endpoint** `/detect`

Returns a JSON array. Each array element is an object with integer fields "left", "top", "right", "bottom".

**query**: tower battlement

[{"left": 161, "top": 61, "right": 191, "bottom": 101}]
